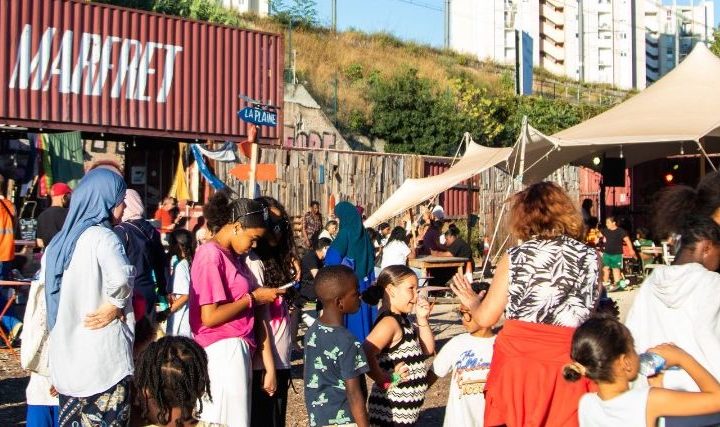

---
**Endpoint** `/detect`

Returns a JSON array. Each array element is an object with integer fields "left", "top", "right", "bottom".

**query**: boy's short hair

[
  {"left": 314, "top": 237, "right": 332, "bottom": 251},
  {"left": 314, "top": 265, "right": 357, "bottom": 303}
]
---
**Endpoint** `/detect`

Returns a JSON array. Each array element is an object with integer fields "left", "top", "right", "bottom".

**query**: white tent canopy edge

[
  {"left": 516, "top": 43, "right": 720, "bottom": 184},
  {"left": 364, "top": 136, "right": 514, "bottom": 228}
]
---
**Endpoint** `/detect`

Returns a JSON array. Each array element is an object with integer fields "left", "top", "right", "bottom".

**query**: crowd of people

[{"left": 1, "top": 164, "right": 720, "bottom": 427}]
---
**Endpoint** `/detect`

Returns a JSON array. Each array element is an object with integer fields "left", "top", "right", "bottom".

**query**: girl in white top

[
  {"left": 564, "top": 316, "right": 720, "bottom": 427},
  {"left": 166, "top": 229, "right": 194, "bottom": 337},
  {"left": 380, "top": 226, "right": 415, "bottom": 270}
]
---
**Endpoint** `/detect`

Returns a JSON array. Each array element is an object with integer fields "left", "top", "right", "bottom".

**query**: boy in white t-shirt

[{"left": 429, "top": 282, "right": 495, "bottom": 427}]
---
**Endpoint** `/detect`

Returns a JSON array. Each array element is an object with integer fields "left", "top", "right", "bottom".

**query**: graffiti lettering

[{"left": 285, "top": 131, "right": 337, "bottom": 149}]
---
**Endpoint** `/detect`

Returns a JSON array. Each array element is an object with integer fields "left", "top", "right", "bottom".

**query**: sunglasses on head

[
  {"left": 269, "top": 216, "right": 289, "bottom": 234},
  {"left": 231, "top": 207, "right": 269, "bottom": 224}
]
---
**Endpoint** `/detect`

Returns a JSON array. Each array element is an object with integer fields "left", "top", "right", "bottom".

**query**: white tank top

[{"left": 578, "top": 386, "right": 651, "bottom": 427}]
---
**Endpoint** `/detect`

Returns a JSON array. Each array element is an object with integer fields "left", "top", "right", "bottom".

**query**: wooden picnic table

[{"left": 409, "top": 256, "right": 468, "bottom": 278}]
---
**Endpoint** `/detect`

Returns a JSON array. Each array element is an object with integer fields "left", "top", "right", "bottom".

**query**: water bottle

[{"left": 639, "top": 352, "right": 666, "bottom": 377}]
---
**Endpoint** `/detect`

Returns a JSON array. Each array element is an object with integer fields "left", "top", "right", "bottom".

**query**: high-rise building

[
  {"left": 645, "top": 0, "right": 714, "bottom": 85},
  {"left": 218, "top": 0, "right": 270, "bottom": 16},
  {"left": 449, "top": 0, "right": 714, "bottom": 90}
]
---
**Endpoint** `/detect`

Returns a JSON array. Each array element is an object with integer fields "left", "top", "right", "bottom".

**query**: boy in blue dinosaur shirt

[{"left": 303, "top": 265, "right": 369, "bottom": 427}]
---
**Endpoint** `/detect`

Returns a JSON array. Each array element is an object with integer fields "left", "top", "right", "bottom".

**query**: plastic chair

[
  {"left": 662, "top": 242, "right": 675, "bottom": 266},
  {"left": 661, "top": 412, "right": 720, "bottom": 426},
  {"left": 640, "top": 246, "right": 664, "bottom": 278}
]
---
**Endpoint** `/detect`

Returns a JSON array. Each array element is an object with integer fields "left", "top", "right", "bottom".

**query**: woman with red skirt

[{"left": 452, "top": 182, "right": 600, "bottom": 427}]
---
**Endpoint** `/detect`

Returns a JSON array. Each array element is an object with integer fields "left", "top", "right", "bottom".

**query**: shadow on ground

[{"left": 0, "top": 376, "right": 29, "bottom": 425}]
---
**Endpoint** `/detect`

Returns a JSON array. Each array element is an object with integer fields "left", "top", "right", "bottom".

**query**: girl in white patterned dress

[{"left": 363, "top": 265, "right": 435, "bottom": 426}]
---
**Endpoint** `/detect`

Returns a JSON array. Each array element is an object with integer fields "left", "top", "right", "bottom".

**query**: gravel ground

[{"left": 0, "top": 292, "right": 637, "bottom": 426}]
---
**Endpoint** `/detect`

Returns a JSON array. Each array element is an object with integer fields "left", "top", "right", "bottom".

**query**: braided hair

[{"left": 134, "top": 336, "right": 211, "bottom": 426}]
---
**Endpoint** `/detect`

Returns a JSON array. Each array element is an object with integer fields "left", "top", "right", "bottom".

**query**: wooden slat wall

[
  {"left": 216, "top": 146, "right": 579, "bottom": 252},
  {"left": 216, "top": 147, "right": 425, "bottom": 219}
]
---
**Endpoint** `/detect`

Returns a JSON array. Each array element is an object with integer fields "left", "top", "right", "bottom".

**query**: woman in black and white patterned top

[
  {"left": 452, "top": 182, "right": 600, "bottom": 427},
  {"left": 505, "top": 234, "right": 599, "bottom": 327}
]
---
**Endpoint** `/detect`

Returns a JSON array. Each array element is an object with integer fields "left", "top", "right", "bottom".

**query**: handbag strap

[{"left": 0, "top": 199, "right": 15, "bottom": 222}]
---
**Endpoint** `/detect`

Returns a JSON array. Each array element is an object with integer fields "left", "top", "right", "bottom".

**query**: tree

[
  {"left": 368, "top": 68, "right": 471, "bottom": 156},
  {"left": 270, "top": 0, "right": 318, "bottom": 27},
  {"left": 449, "top": 78, "right": 509, "bottom": 145},
  {"left": 710, "top": 28, "right": 720, "bottom": 57}
]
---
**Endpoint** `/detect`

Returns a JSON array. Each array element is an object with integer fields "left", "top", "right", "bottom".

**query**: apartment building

[
  {"left": 452, "top": 0, "right": 720, "bottom": 90},
  {"left": 645, "top": 0, "right": 714, "bottom": 84}
]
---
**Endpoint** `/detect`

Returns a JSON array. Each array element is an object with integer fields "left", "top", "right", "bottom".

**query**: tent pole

[
  {"left": 428, "top": 133, "right": 469, "bottom": 208},
  {"left": 695, "top": 139, "right": 718, "bottom": 172},
  {"left": 481, "top": 119, "right": 527, "bottom": 276},
  {"left": 518, "top": 116, "right": 528, "bottom": 182}
]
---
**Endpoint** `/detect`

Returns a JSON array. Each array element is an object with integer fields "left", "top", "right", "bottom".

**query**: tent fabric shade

[
  {"left": 516, "top": 43, "right": 720, "bottom": 183},
  {"left": 364, "top": 141, "right": 512, "bottom": 228}
]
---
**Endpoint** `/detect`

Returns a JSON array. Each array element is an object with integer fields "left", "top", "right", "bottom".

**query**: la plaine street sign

[{"left": 238, "top": 107, "right": 277, "bottom": 127}]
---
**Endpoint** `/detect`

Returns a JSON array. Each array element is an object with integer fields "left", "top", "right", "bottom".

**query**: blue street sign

[{"left": 238, "top": 107, "right": 278, "bottom": 127}]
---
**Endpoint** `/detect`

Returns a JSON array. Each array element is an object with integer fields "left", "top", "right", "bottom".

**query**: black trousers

[{"left": 250, "top": 368, "right": 292, "bottom": 427}]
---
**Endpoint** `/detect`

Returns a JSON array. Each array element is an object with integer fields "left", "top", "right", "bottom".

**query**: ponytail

[
  {"left": 361, "top": 285, "right": 384, "bottom": 305},
  {"left": 565, "top": 316, "right": 634, "bottom": 384},
  {"left": 361, "top": 265, "right": 416, "bottom": 306},
  {"left": 562, "top": 362, "right": 586, "bottom": 382}
]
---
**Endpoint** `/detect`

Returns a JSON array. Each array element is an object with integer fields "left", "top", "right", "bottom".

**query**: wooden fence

[{"left": 215, "top": 145, "right": 581, "bottom": 256}]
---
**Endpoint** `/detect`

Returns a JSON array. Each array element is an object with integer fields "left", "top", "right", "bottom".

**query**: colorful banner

[
  {"left": 195, "top": 142, "right": 238, "bottom": 162},
  {"left": 190, "top": 144, "right": 226, "bottom": 190},
  {"left": 169, "top": 144, "right": 191, "bottom": 200}
]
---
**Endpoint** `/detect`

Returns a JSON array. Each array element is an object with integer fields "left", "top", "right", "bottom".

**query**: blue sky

[{"left": 314, "top": 0, "right": 718, "bottom": 49}]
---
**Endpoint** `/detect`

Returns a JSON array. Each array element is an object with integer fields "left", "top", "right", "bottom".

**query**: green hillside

[{"left": 96, "top": 0, "right": 629, "bottom": 155}]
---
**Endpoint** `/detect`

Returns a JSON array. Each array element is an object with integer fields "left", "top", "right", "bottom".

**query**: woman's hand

[
  {"left": 263, "top": 369, "right": 277, "bottom": 397},
  {"left": 449, "top": 273, "right": 481, "bottom": 312},
  {"left": 251, "top": 288, "right": 286, "bottom": 305},
  {"left": 84, "top": 302, "right": 123, "bottom": 329}
]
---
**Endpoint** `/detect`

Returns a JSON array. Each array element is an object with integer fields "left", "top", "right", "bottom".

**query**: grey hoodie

[{"left": 626, "top": 263, "right": 720, "bottom": 391}]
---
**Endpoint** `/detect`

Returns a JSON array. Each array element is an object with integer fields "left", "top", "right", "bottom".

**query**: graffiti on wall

[{"left": 284, "top": 130, "right": 337, "bottom": 149}]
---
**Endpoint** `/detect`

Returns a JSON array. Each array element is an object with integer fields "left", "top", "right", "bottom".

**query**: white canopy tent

[
  {"left": 514, "top": 43, "right": 720, "bottom": 184},
  {"left": 364, "top": 137, "right": 513, "bottom": 228}
]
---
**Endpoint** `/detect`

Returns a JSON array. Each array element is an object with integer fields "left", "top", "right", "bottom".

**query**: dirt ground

[{"left": 0, "top": 293, "right": 637, "bottom": 426}]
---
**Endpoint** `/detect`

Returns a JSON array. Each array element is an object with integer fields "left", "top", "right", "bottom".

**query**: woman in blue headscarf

[
  {"left": 324, "top": 201, "right": 377, "bottom": 341},
  {"left": 43, "top": 168, "right": 135, "bottom": 426}
]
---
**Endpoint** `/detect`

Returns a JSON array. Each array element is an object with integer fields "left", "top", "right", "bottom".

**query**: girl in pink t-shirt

[{"left": 189, "top": 191, "right": 284, "bottom": 427}]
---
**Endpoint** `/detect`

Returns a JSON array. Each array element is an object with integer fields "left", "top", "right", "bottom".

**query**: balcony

[
  {"left": 540, "top": 1, "right": 564, "bottom": 27},
  {"left": 540, "top": 21, "right": 565, "bottom": 44},
  {"left": 541, "top": 57, "right": 566, "bottom": 76},
  {"left": 646, "top": 41, "right": 659, "bottom": 57},
  {"left": 540, "top": 39, "right": 565, "bottom": 61}
]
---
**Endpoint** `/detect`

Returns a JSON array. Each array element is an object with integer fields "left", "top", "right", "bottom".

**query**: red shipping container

[{"left": 0, "top": 0, "right": 284, "bottom": 141}]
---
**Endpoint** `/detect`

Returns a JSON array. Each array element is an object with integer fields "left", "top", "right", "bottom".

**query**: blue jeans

[{"left": 0, "top": 260, "right": 22, "bottom": 334}]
